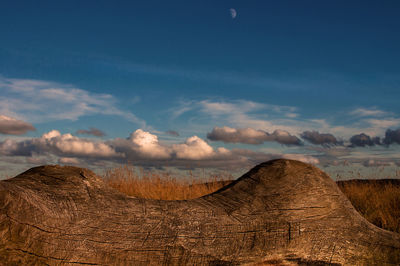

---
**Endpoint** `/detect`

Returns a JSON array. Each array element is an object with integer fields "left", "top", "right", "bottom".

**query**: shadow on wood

[{"left": 1, "top": 159, "right": 399, "bottom": 265}]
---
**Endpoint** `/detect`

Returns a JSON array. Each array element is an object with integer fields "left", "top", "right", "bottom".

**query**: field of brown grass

[
  {"left": 103, "top": 165, "right": 233, "bottom": 200},
  {"left": 103, "top": 165, "right": 400, "bottom": 234},
  {"left": 337, "top": 179, "right": 400, "bottom": 234}
]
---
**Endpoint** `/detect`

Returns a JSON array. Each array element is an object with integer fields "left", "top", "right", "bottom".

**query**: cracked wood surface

[{"left": 0, "top": 159, "right": 399, "bottom": 265}]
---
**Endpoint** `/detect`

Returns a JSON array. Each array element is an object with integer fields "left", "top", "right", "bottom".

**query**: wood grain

[{"left": 0, "top": 159, "right": 399, "bottom": 265}]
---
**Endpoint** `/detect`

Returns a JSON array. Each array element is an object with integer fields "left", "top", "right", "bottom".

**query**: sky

[{"left": 1, "top": 1, "right": 400, "bottom": 178}]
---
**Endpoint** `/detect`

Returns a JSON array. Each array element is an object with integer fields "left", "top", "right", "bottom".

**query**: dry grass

[
  {"left": 337, "top": 180, "right": 400, "bottom": 233},
  {"left": 103, "top": 165, "right": 232, "bottom": 200},
  {"left": 103, "top": 165, "right": 400, "bottom": 233}
]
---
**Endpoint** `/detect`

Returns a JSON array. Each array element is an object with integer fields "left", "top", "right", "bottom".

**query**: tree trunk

[{"left": 0, "top": 159, "right": 399, "bottom": 265}]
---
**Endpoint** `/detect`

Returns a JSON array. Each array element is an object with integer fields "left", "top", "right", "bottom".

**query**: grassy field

[
  {"left": 103, "top": 165, "right": 400, "bottom": 234},
  {"left": 337, "top": 179, "right": 400, "bottom": 233},
  {"left": 103, "top": 165, "right": 233, "bottom": 200}
]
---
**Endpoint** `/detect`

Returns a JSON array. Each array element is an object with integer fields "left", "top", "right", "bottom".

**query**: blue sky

[{"left": 1, "top": 1, "right": 400, "bottom": 177}]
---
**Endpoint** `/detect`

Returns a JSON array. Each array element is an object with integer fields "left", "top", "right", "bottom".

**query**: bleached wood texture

[{"left": 0, "top": 159, "right": 399, "bottom": 265}]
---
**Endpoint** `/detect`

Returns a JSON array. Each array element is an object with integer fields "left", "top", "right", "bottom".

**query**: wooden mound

[{"left": 0, "top": 159, "right": 399, "bottom": 265}]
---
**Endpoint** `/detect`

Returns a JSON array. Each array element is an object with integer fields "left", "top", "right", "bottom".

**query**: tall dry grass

[
  {"left": 103, "top": 165, "right": 232, "bottom": 200},
  {"left": 337, "top": 180, "right": 400, "bottom": 233},
  {"left": 103, "top": 166, "right": 400, "bottom": 233}
]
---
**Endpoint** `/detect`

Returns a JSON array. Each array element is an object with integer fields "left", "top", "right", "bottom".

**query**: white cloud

[
  {"left": 128, "top": 129, "right": 170, "bottom": 159},
  {"left": 0, "top": 139, "right": 23, "bottom": 156},
  {"left": 0, "top": 129, "right": 122, "bottom": 158},
  {"left": 3, "top": 126, "right": 400, "bottom": 171},
  {"left": 200, "top": 100, "right": 264, "bottom": 115},
  {"left": 43, "top": 130, "right": 61, "bottom": 139},
  {"left": 350, "top": 107, "right": 390, "bottom": 117},
  {"left": 0, "top": 77, "right": 145, "bottom": 126},
  {"left": 1, "top": 129, "right": 310, "bottom": 169},
  {"left": 45, "top": 131, "right": 119, "bottom": 158},
  {"left": 199, "top": 100, "right": 297, "bottom": 118},
  {"left": 172, "top": 99, "right": 400, "bottom": 144},
  {"left": 0, "top": 115, "right": 35, "bottom": 135},
  {"left": 172, "top": 99, "right": 298, "bottom": 124},
  {"left": 172, "top": 136, "right": 215, "bottom": 160},
  {"left": 365, "top": 118, "right": 400, "bottom": 129},
  {"left": 113, "top": 130, "right": 234, "bottom": 162},
  {"left": 171, "top": 99, "right": 309, "bottom": 136}
]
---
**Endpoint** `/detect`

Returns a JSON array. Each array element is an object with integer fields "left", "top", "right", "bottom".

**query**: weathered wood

[{"left": 0, "top": 159, "right": 399, "bottom": 265}]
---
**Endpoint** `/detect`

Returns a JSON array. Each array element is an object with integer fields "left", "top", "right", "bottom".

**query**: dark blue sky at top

[
  {"left": 1, "top": 0, "right": 400, "bottom": 131},
  {"left": 1, "top": 0, "right": 400, "bottom": 175}
]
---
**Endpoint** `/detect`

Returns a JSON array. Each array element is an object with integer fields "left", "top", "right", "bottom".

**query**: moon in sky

[{"left": 229, "top": 8, "right": 237, "bottom": 19}]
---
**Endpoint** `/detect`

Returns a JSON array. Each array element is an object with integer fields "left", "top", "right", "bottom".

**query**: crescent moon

[{"left": 229, "top": 8, "right": 237, "bottom": 19}]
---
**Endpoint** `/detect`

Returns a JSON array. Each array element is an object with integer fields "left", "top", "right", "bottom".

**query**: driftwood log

[{"left": 0, "top": 159, "right": 399, "bottom": 265}]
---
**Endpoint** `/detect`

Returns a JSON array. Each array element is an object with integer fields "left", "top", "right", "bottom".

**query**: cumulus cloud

[
  {"left": 0, "top": 130, "right": 121, "bottom": 158},
  {"left": 349, "top": 133, "right": 381, "bottom": 147},
  {"left": 0, "top": 128, "right": 321, "bottom": 170},
  {"left": 4, "top": 126, "right": 400, "bottom": 171},
  {"left": 207, "top": 126, "right": 302, "bottom": 145},
  {"left": 127, "top": 129, "right": 171, "bottom": 159},
  {"left": 112, "top": 130, "right": 227, "bottom": 161},
  {"left": 0, "top": 139, "right": 36, "bottom": 156},
  {"left": 76, "top": 127, "right": 106, "bottom": 137},
  {"left": 270, "top": 129, "right": 303, "bottom": 145},
  {"left": 0, "top": 115, "right": 35, "bottom": 135},
  {"left": 172, "top": 136, "right": 216, "bottom": 160},
  {"left": 383, "top": 128, "right": 400, "bottom": 145},
  {"left": 43, "top": 130, "right": 120, "bottom": 157},
  {"left": 346, "top": 128, "right": 400, "bottom": 147},
  {"left": 0, "top": 129, "right": 332, "bottom": 170},
  {"left": 301, "top": 131, "right": 339, "bottom": 146}
]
